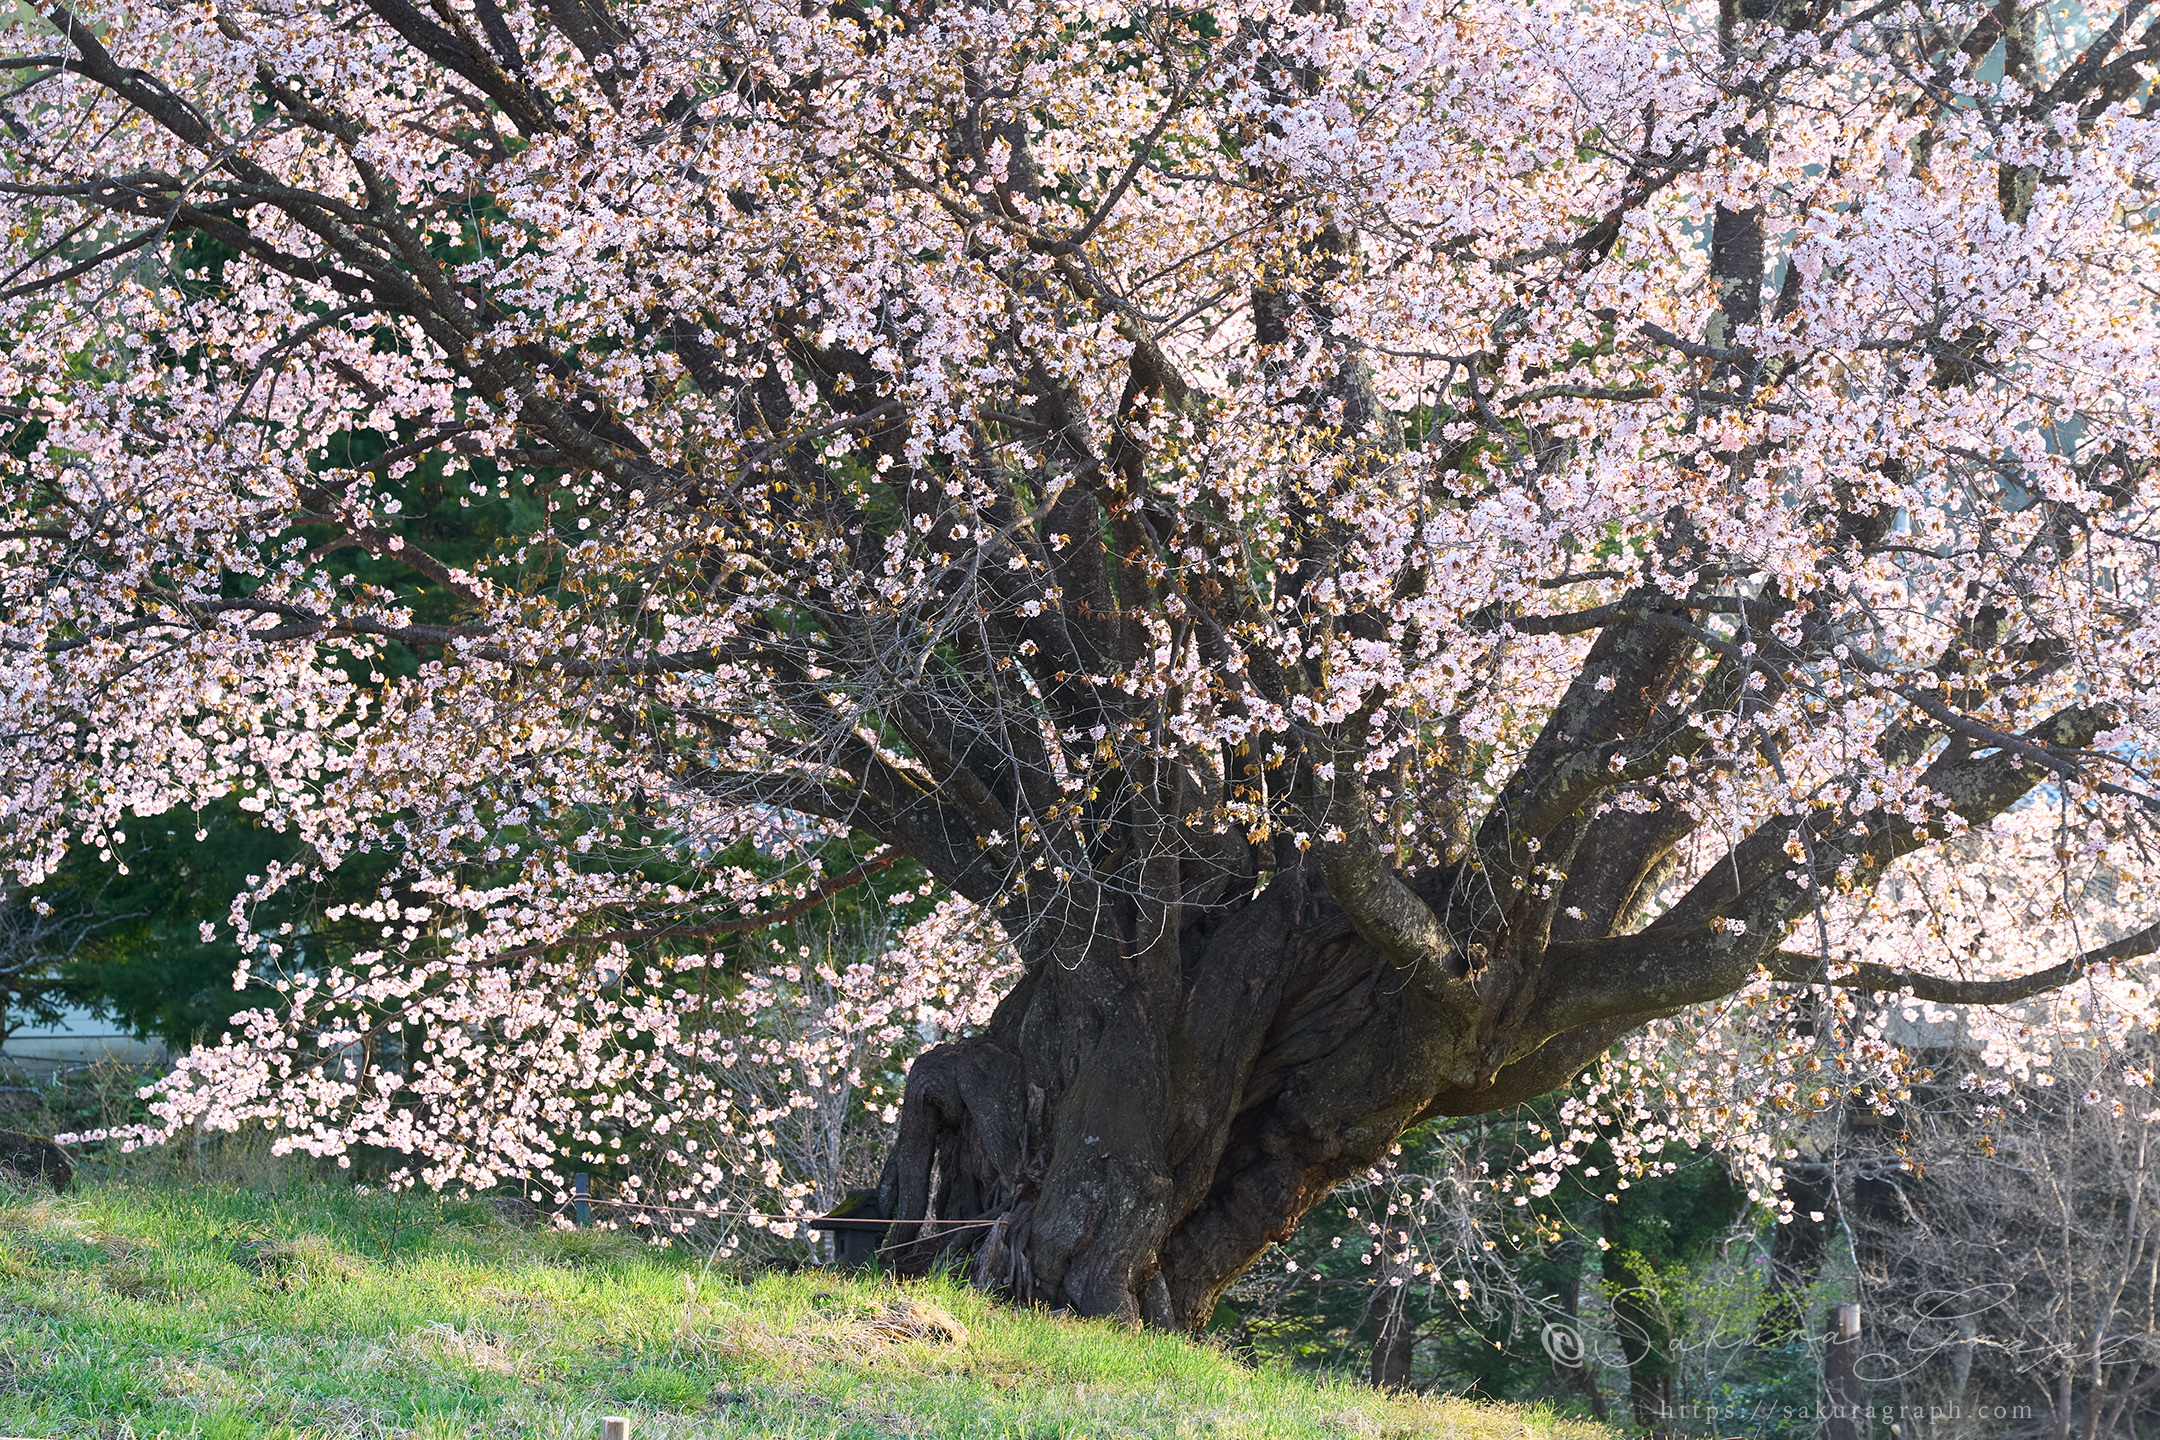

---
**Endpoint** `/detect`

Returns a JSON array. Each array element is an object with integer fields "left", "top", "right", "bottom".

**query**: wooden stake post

[{"left": 1826, "top": 1302, "right": 1861, "bottom": 1440}]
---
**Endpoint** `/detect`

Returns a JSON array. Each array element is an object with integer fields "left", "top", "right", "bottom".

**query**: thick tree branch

[{"left": 1765, "top": 917, "right": 2160, "bottom": 1005}]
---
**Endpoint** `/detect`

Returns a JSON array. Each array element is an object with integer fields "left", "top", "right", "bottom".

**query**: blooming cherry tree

[{"left": 4, "top": 0, "right": 2160, "bottom": 1326}]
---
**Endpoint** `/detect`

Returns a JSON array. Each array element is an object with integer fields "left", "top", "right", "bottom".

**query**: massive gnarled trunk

[{"left": 880, "top": 856, "right": 1652, "bottom": 1327}]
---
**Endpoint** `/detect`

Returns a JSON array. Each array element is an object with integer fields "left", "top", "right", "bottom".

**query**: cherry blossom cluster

[{"left": 138, "top": 891, "right": 1011, "bottom": 1242}]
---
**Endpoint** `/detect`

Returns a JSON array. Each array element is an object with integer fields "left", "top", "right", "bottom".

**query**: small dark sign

[{"left": 806, "top": 1188, "right": 889, "bottom": 1267}]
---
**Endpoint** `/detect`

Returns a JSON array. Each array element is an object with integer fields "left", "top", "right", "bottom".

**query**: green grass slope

[{"left": 0, "top": 1177, "right": 1611, "bottom": 1440}]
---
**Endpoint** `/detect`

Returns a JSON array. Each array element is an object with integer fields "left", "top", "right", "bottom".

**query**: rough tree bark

[{"left": 878, "top": 860, "right": 1663, "bottom": 1327}]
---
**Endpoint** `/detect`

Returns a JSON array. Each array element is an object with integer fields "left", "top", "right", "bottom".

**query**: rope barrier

[{"left": 568, "top": 1191, "right": 1002, "bottom": 1242}]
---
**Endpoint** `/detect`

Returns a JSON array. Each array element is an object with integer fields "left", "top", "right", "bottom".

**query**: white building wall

[{"left": 1, "top": 1003, "right": 167, "bottom": 1070}]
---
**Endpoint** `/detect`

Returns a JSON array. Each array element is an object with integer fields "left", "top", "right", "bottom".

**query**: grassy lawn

[{"left": 0, "top": 1174, "right": 1612, "bottom": 1440}]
